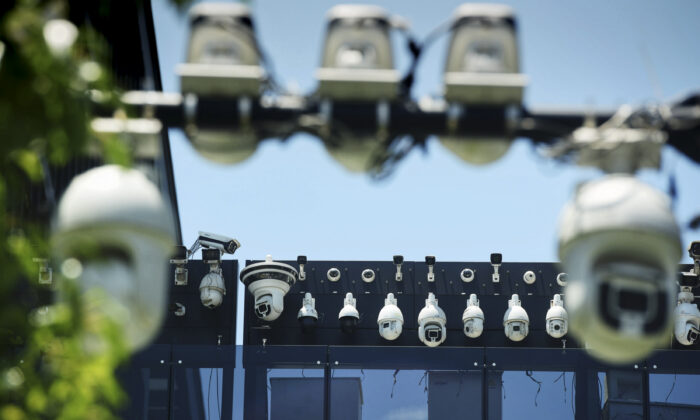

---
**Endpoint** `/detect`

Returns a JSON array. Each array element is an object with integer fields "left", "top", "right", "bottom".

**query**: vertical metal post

[
  {"left": 243, "top": 368, "right": 268, "bottom": 420},
  {"left": 323, "top": 347, "right": 331, "bottom": 420},
  {"left": 167, "top": 346, "right": 175, "bottom": 420},
  {"left": 481, "top": 355, "right": 488, "bottom": 420},
  {"left": 642, "top": 370, "right": 650, "bottom": 420},
  {"left": 221, "top": 367, "right": 234, "bottom": 420}
]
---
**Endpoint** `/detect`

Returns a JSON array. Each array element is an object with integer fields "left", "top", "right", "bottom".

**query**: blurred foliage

[{"left": 0, "top": 0, "right": 191, "bottom": 418}]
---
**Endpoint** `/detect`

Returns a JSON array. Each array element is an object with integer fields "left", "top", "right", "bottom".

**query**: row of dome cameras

[
  {"left": 299, "top": 291, "right": 567, "bottom": 348},
  {"left": 168, "top": 2, "right": 528, "bottom": 171},
  {"left": 239, "top": 255, "right": 566, "bottom": 347}
]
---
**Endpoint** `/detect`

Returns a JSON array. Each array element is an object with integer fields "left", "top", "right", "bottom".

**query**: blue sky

[{"left": 151, "top": 0, "right": 700, "bottom": 418}]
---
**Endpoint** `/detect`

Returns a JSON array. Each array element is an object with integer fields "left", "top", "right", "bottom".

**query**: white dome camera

[
  {"left": 545, "top": 294, "right": 568, "bottom": 339},
  {"left": 674, "top": 289, "right": 700, "bottom": 346},
  {"left": 339, "top": 292, "right": 360, "bottom": 334},
  {"left": 51, "top": 165, "right": 176, "bottom": 352},
  {"left": 377, "top": 293, "right": 403, "bottom": 340},
  {"left": 240, "top": 255, "right": 298, "bottom": 322},
  {"left": 558, "top": 175, "right": 681, "bottom": 363},
  {"left": 503, "top": 294, "right": 529, "bottom": 342},
  {"left": 297, "top": 292, "right": 319, "bottom": 334},
  {"left": 418, "top": 293, "right": 447, "bottom": 347},
  {"left": 462, "top": 294, "right": 484, "bottom": 338},
  {"left": 199, "top": 248, "right": 226, "bottom": 308}
]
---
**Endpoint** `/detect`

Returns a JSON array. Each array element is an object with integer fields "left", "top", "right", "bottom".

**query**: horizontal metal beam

[{"left": 111, "top": 91, "right": 700, "bottom": 164}]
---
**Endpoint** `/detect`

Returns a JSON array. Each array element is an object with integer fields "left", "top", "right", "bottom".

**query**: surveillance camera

[
  {"left": 425, "top": 256, "right": 436, "bottom": 282},
  {"left": 393, "top": 255, "right": 403, "bottom": 282},
  {"left": 297, "top": 293, "right": 319, "bottom": 334},
  {"left": 240, "top": 255, "right": 298, "bottom": 322},
  {"left": 503, "top": 294, "right": 529, "bottom": 342},
  {"left": 327, "top": 267, "right": 341, "bottom": 282},
  {"left": 377, "top": 293, "right": 403, "bottom": 340},
  {"left": 462, "top": 294, "right": 484, "bottom": 338},
  {"left": 523, "top": 270, "right": 536, "bottom": 285},
  {"left": 545, "top": 294, "right": 568, "bottom": 339},
  {"left": 51, "top": 165, "right": 176, "bottom": 352},
  {"left": 490, "top": 253, "right": 502, "bottom": 283},
  {"left": 418, "top": 293, "right": 447, "bottom": 347},
  {"left": 674, "top": 289, "right": 700, "bottom": 346},
  {"left": 339, "top": 292, "right": 360, "bottom": 334},
  {"left": 170, "top": 245, "right": 189, "bottom": 286},
  {"left": 297, "top": 255, "right": 307, "bottom": 281},
  {"left": 200, "top": 249, "right": 226, "bottom": 308},
  {"left": 195, "top": 231, "right": 240, "bottom": 255},
  {"left": 361, "top": 269, "right": 375, "bottom": 283},
  {"left": 556, "top": 272, "right": 568, "bottom": 287},
  {"left": 558, "top": 174, "right": 681, "bottom": 363},
  {"left": 690, "top": 241, "right": 700, "bottom": 260},
  {"left": 460, "top": 268, "right": 475, "bottom": 283}
]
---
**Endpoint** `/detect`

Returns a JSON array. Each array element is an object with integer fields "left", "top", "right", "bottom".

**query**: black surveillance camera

[
  {"left": 425, "top": 256, "right": 436, "bottom": 265},
  {"left": 297, "top": 255, "right": 307, "bottom": 264},
  {"left": 393, "top": 255, "right": 404, "bottom": 264},
  {"left": 490, "top": 253, "right": 502, "bottom": 265},
  {"left": 689, "top": 241, "right": 700, "bottom": 259}
]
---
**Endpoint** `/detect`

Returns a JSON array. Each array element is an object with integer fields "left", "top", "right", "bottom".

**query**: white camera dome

[
  {"left": 339, "top": 292, "right": 360, "bottom": 334},
  {"left": 558, "top": 174, "right": 681, "bottom": 363},
  {"left": 418, "top": 293, "right": 447, "bottom": 347},
  {"left": 297, "top": 293, "right": 319, "bottom": 334},
  {"left": 240, "top": 255, "right": 298, "bottom": 322},
  {"left": 52, "top": 165, "right": 176, "bottom": 352},
  {"left": 545, "top": 294, "right": 568, "bottom": 339},
  {"left": 503, "top": 294, "right": 529, "bottom": 342},
  {"left": 200, "top": 271, "right": 226, "bottom": 308},
  {"left": 462, "top": 294, "right": 484, "bottom": 338},
  {"left": 377, "top": 293, "right": 404, "bottom": 341},
  {"left": 674, "top": 290, "right": 700, "bottom": 346}
]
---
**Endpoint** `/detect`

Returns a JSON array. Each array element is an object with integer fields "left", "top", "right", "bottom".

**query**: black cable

[
  {"left": 390, "top": 369, "right": 400, "bottom": 399},
  {"left": 207, "top": 368, "right": 213, "bottom": 420},
  {"left": 665, "top": 373, "right": 677, "bottom": 403},
  {"left": 525, "top": 370, "right": 542, "bottom": 407},
  {"left": 399, "top": 18, "right": 457, "bottom": 97}
]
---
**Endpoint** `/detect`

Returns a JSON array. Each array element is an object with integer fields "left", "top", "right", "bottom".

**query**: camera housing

[
  {"left": 545, "top": 294, "right": 568, "bottom": 339},
  {"left": 195, "top": 231, "right": 240, "bottom": 255},
  {"left": 558, "top": 174, "right": 681, "bottom": 363},
  {"left": 327, "top": 267, "right": 341, "bottom": 282},
  {"left": 339, "top": 292, "right": 360, "bottom": 334},
  {"left": 674, "top": 288, "right": 700, "bottom": 346},
  {"left": 418, "top": 293, "right": 447, "bottom": 347},
  {"left": 199, "top": 248, "right": 226, "bottom": 308},
  {"left": 51, "top": 165, "right": 176, "bottom": 352},
  {"left": 460, "top": 268, "right": 475, "bottom": 283},
  {"left": 297, "top": 292, "right": 319, "bottom": 334},
  {"left": 170, "top": 245, "right": 189, "bottom": 286},
  {"left": 503, "top": 294, "right": 529, "bottom": 342},
  {"left": 361, "top": 268, "right": 376, "bottom": 283},
  {"left": 240, "top": 255, "right": 298, "bottom": 322},
  {"left": 462, "top": 294, "right": 485, "bottom": 338},
  {"left": 377, "top": 293, "right": 403, "bottom": 340}
]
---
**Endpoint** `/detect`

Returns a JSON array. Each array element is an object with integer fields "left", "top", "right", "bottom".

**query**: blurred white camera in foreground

[
  {"left": 558, "top": 174, "right": 681, "bottom": 363},
  {"left": 52, "top": 165, "right": 176, "bottom": 352}
]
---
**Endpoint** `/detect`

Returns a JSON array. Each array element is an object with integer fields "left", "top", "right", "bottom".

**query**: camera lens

[
  {"left": 554, "top": 324, "right": 560, "bottom": 331},
  {"left": 364, "top": 271, "right": 372, "bottom": 278},
  {"left": 328, "top": 268, "right": 340, "bottom": 281},
  {"left": 512, "top": 325, "right": 520, "bottom": 332}
]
